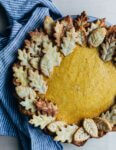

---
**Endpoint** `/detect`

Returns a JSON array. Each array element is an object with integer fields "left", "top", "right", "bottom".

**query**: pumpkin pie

[{"left": 13, "top": 11, "right": 116, "bottom": 146}]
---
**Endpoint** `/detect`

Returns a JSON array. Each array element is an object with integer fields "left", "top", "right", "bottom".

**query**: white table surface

[{"left": 53, "top": 0, "right": 116, "bottom": 150}]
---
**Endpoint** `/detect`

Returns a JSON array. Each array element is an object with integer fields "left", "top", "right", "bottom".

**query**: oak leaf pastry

[
  {"left": 73, "top": 127, "right": 90, "bottom": 146},
  {"left": 29, "top": 113, "right": 55, "bottom": 129},
  {"left": 35, "top": 98, "right": 58, "bottom": 116},
  {"left": 12, "top": 11, "right": 116, "bottom": 147},
  {"left": 47, "top": 121, "right": 78, "bottom": 143},
  {"left": 83, "top": 119, "right": 98, "bottom": 138},
  {"left": 44, "top": 16, "right": 55, "bottom": 35},
  {"left": 94, "top": 117, "right": 112, "bottom": 137}
]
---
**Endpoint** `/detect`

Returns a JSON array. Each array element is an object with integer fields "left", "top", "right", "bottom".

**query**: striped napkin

[{"left": 0, "top": 0, "right": 63, "bottom": 149}]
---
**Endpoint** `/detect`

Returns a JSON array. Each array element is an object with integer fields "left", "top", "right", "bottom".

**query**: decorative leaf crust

[
  {"left": 100, "top": 26, "right": 116, "bottom": 62},
  {"left": 101, "top": 104, "right": 116, "bottom": 127},
  {"left": 47, "top": 121, "right": 78, "bottom": 143},
  {"left": 76, "top": 28, "right": 86, "bottom": 46},
  {"left": 20, "top": 97, "right": 36, "bottom": 113},
  {"left": 28, "top": 69, "right": 48, "bottom": 94},
  {"left": 83, "top": 119, "right": 98, "bottom": 137},
  {"left": 16, "top": 86, "right": 36, "bottom": 100},
  {"left": 74, "top": 11, "right": 89, "bottom": 29},
  {"left": 29, "top": 57, "right": 39, "bottom": 69},
  {"left": 73, "top": 127, "right": 90, "bottom": 146},
  {"left": 54, "top": 21, "right": 64, "bottom": 47},
  {"left": 87, "top": 18, "right": 106, "bottom": 35},
  {"left": 18, "top": 49, "right": 31, "bottom": 67},
  {"left": 44, "top": 16, "right": 55, "bottom": 35},
  {"left": 94, "top": 117, "right": 112, "bottom": 132},
  {"left": 13, "top": 64, "right": 28, "bottom": 86},
  {"left": 29, "top": 113, "right": 55, "bottom": 129},
  {"left": 101, "top": 35, "right": 116, "bottom": 61},
  {"left": 35, "top": 98, "right": 58, "bottom": 116},
  {"left": 88, "top": 28, "right": 107, "bottom": 47},
  {"left": 61, "top": 27, "right": 78, "bottom": 56},
  {"left": 40, "top": 43, "right": 62, "bottom": 77}
]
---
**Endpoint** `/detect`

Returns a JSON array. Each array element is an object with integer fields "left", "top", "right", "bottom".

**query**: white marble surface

[
  {"left": 53, "top": 0, "right": 116, "bottom": 24},
  {"left": 53, "top": 0, "right": 116, "bottom": 150}
]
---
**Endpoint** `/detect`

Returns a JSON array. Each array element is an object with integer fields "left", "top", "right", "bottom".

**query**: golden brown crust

[
  {"left": 54, "top": 21, "right": 64, "bottom": 47},
  {"left": 74, "top": 11, "right": 89, "bottom": 29},
  {"left": 106, "top": 25, "right": 116, "bottom": 38},
  {"left": 19, "top": 105, "right": 33, "bottom": 116},
  {"left": 73, "top": 140, "right": 87, "bottom": 147},
  {"left": 35, "top": 98, "right": 58, "bottom": 116}
]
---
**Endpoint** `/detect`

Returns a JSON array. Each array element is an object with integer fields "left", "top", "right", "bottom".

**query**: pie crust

[{"left": 12, "top": 11, "right": 116, "bottom": 146}]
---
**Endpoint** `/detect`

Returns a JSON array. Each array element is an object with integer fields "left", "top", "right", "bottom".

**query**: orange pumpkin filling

[{"left": 41, "top": 45, "right": 116, "bottom": 124}]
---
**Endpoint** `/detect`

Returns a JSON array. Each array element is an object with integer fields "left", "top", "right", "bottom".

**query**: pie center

[{"left": 43, "top": 45, "right": 116, "bottom": 124}]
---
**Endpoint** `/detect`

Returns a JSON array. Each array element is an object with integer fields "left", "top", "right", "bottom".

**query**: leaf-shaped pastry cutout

[
  {"left": 29, "top": 113, "right": 55, "bottom": 129},
  {"left": 61, "top": 16, "right": 73, "bottom": 30},
  {"left": 40, "top": 43, "right": 62, "bottom": 77},
  {"left": 35, "top": 98, "right": 58, "bottom": 116},
  {"left": 29, "top": 57, "right": 40, "bottom": 69},
  {"left": 88, "top": 27, "right": 107, "bottom": 47},
  {"left": 61, "top": 27, "right": 78, "bottom": 56},
  {"left": 25, "top": 40, "right": 41, "bottom": 57},
  {"left": 74, "top": 11, "right": 89, "bottom": 28},
  {"left": 13, "top": 64, "right": 28, "bottom": 86},
  {"left": 54, "top": 21, "right": 64, "bottom": 47},
  {"left": 18, "top": 49, "right": 31, "bottom": 67},
  {"left": 16, "top": 86, "right": 36, "bottom": 100},
  {"left": 20, "top": 97, "right": 36, "bottom": 113},
  {"left": 94, "top": 117, "right": 112, "bottom": 132},
  {"left": 47, "top": 121, "right": 67, "bottom": 132},
  {"left": 100, "top": 35, "right": 116, "bottom": 61},
  {"left": 55, "top": 124, "right": 78, "bottom": 143},
  {"left": 28, "top": 69, "right": 48, "bottom": 94},
  {"left": 101, "top": 104, "right": 116, "bottom": 127},
  {"left": 87, "top": 18, "right": 106, "bottom": 35},
  {"left": 83, "top": 119, "right": 98, "bottom": 138},
  {"left": 44, "top": 16, "right": 55, "bottom": 35},
  {"left": 73, "top": 127, "right": 90, "bottom": 146},
  {"left": 76, "top": 28, "right": 86, "bottom": 46}
]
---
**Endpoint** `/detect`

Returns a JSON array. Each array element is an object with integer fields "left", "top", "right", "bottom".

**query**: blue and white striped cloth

[{"left": 0, "top": 0, "right": 63, "bottom": 150}]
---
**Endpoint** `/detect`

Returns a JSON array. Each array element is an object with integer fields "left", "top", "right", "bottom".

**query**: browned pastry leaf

[
  {"left": 88, "top": 27, "right": 107, "bottom": 47},
  {"left": 94, "top": 117, "right": 112, "bottom": 137},
  {"left": 13, "top": 64, "right": 28, "bottom": 86},
  {"left": 25, "top": 39, "right": 41, "bottom": 57},
  {"left": 29, "top": 113, "right": 55, "bottom": 129},
  {"left": 61, "top": 16, "right": 74, "bottom": 30},
  {"left": 94, "top": 18, "right": 106, "bottom": 28},
  {"left": 100, "top": 32, "right": 116, "bottom": 62},
  {"left": 73, "top": 127, "right": 90, "bottom": 146},
  {"left": 19, "top": 105, "right": 33, "bottom": 116},
  {"left": 43, "top": 16, "right": 55, "bottom": 35},
  {"left": 73, "top": 140, "right": 87, "bottom": 147},
  {"left": 106, "top": 25, "right": 116, "bottom": 38},
  {"left": 29, "top": 29, "right": 50, "bottom": 48},
  {"left": 83, "top": 118, "right": 98, "bottom": 138},
  {"left": 54, "top": 21, "right": 64, "bottom": 47},
  {"left": 76, "top": 27, "right": 87, "bottom": 46},
  {"left": 98, "top": 130, "right": 107, "bottom": 137},
  {"left": 35, "top": 98, "right": 58, "bottom": 116},
  {"left": 54, "top": 16, "right": 74, "bottom": 47},
  {"left": 74, "top": 11, "right": 89, "bottom": 29},
  {"left": 87, "top": 18, "right": 106, "bottom": 35}
]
